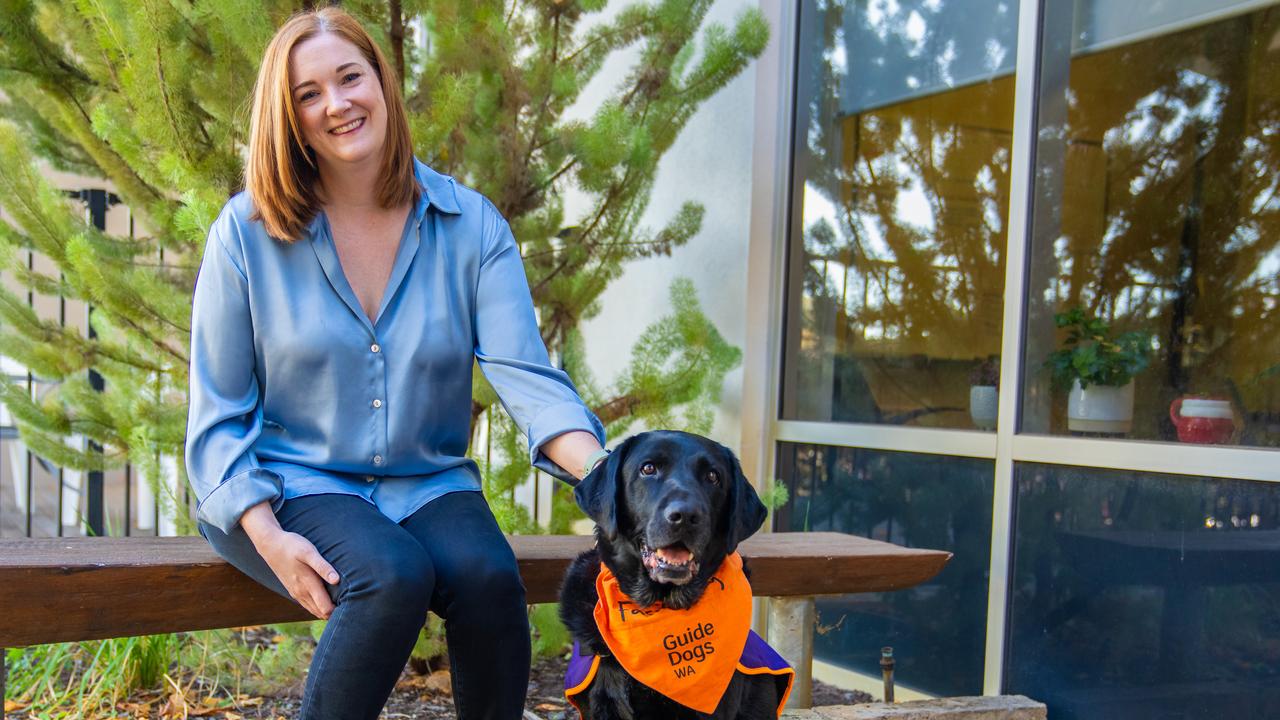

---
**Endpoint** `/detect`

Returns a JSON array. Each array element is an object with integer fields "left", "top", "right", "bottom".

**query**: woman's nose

[{"left": 326, "top": 94, "right": 352, "bottom": 116}]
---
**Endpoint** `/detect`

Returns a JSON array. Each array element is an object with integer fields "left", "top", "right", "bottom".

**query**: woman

[{"left": 185, "top": 8, "right": 607, "bottom": 719}]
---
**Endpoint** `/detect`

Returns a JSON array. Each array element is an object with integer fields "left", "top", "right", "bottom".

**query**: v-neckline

[{"left": 311, "top": 204, "right": 423, "bottom": 332}]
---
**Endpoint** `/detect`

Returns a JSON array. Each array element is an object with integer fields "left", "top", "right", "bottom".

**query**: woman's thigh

[
  {"left": 200, "top": 493, "right": 433, "bottom": 606},
  {"left": 398, "top": 490, "right": 526, "bottom": 616}
]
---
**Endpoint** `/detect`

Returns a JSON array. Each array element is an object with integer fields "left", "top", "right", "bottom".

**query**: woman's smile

[{"left": 330, "top": 117, "right": 365, "bottom": 135}]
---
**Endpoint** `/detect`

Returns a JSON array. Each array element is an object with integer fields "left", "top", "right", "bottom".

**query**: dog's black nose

[{"left": 664, "top": 503, "right": 703, "bottom": 527}]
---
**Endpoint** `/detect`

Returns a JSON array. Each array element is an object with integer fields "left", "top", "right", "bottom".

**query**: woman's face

[{"left": 288, "top": 32, "right": 388, "bottom": 169}]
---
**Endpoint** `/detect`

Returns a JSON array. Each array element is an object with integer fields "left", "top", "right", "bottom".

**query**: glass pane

[
  {"left": 1021, "top": 1, "right": 1280, "bottom": 447},
  {"left": 780, "top": 0, "right": 1017, "bottom": 430},
  {"left": 1007, "top": 463, "right": 1280, "bottom": 717},
  {"left": 774, "top": 443, "right": 993, "bottom": 696}
]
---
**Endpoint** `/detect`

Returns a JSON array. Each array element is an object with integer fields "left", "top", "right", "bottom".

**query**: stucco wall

[{"left": 569, "top": 0, "right": 762, "bottom": 451}]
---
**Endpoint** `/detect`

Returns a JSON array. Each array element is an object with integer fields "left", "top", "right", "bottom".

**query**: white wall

[{"left": 570, "top": 0, "right": 763, "bottom": 452}]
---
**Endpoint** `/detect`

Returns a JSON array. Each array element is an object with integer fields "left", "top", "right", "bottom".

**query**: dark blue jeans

[{"left": 199, "top": 490, "right": 530, "bottom": 720}]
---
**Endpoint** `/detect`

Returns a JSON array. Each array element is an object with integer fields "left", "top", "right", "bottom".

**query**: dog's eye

[
  {"left": 640, "top": 462, "right": 657, "bottom": 476},
  {"left": 707, "top": 470, "right": 720, "bottom": 485}
]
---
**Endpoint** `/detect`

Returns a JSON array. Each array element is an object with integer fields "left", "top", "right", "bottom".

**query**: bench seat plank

[{"left": 0, "top": 532, "right": 949, "bottom": 648}]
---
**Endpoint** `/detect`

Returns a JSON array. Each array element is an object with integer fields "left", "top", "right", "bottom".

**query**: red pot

[{"left": 1169, "top": 397, "right": 1236, "bottom": 444}]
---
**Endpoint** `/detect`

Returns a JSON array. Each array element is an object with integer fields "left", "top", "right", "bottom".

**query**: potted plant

[
  {"left": 1046, "top": 307, "right": 1152, "bottom": 434},
  {"left": 968, "top": 357, "right": 1000, "bottom": 430}
]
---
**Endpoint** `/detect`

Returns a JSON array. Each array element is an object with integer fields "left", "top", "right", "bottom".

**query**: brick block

[{"left": 782, "top": 696, "right": 1046, "bottom": 720}]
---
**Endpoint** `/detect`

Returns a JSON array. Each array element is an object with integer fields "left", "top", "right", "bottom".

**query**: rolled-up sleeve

[
  {"left": 185, "top": 211, "right": 283, "bottom": 533},
  {"left": 473, "top": 202, "right": 606, "bottom": 482}
]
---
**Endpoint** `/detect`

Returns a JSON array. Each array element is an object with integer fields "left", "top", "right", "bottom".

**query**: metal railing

[{"left": 0, "top": 188, "right": 185, "bottom": 538}]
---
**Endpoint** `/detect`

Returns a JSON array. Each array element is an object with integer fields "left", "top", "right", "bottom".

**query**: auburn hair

[{"left": 245, "top": 6, "right": 418, "bottom": 242}]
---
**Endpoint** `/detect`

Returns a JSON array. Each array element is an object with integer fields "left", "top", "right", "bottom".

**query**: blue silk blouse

[{"left": 185, "top": 159, "right": 605, "bottom": 533}]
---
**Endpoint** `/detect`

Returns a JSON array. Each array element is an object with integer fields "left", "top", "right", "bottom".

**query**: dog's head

[{"left": 574, "top": 430, "right": 768, "bottom": 608}]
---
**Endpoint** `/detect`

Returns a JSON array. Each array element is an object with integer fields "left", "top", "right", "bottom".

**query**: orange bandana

[{"left": 592, "top": 552, "right": 753, "bottom": 714}]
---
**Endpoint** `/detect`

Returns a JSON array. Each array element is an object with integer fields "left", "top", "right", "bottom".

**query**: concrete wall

[{"left": 569, "top": 0, "right": 763, "bottom": 452}]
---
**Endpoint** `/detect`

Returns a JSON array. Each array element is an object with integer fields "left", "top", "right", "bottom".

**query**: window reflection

[
  {"left": 783, "top": 0, "right": 1017, "bottom": 429},
  {"left": 775, "top": 443, "right": 993, "bottom": 696},
  {"left": 1021, "top": 1, "right": 1280, "bottom": 446},
  {"left": 1008, "top": 464, "right": 1280, "bottom": 717}
]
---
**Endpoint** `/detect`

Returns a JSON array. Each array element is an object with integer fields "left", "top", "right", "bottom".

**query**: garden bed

[{"left": 4, "top": 625, "right": 872, "bottom": 719}]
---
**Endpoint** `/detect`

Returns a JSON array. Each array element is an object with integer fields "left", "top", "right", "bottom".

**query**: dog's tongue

[{"left": 656, "top": 544, "right": 692, "bottom": 565}]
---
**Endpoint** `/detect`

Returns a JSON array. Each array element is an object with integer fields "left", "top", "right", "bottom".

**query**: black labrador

[{"left": 559, "top": 430, "right": 787, "bottom": 719}]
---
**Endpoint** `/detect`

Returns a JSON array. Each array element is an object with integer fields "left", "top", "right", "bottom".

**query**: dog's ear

[
  {"left": 574, "top": 435, "right": 638, "bottom": 541},
  {"left": 722, "top": 444, "right": 768, "bottom": 553}
]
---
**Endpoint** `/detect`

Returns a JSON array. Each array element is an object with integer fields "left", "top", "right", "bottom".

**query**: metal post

[
  {"left": 880, "top": 646, "right": 895, "bottom": 702},
  {"left": 84, "top": 189, "right": 108, "bottom": 537},
  {"left": 124, "top": 463, "right": 131, "bottom": 537},
  {"left": 767, "top": 596, "right": 814, "bottom": 709},
  {"left": 26, "top": 250, "right": 34, "bottom": 538},
  {"left": 127, "top": 212, "right": 138, "bottom": 537},
  {"left": 58, "top": 262, "right": 66, "bottom": 537},
  {"left": 75, "top": 188, "right": 119, "bottom": 537}
]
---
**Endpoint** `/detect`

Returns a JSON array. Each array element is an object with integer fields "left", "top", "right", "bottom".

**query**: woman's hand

[
  {"left": 241, "top": 502, "right": 340, "bottom": 620},
  {"left": 257, "top": 530, "right": 340, "bottom": 619}
]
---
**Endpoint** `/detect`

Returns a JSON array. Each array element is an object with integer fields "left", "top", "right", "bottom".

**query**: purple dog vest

[{"left": 565, "top": 629, "right": 794, "bottom": 716}]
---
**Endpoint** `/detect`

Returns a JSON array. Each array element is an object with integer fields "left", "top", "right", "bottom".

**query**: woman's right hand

[
  {"left": 258, "top": 530, "right": 340, "bottom": 619},
  {"left": 241, "top": 502, "right": 340, "bottom": 619}
]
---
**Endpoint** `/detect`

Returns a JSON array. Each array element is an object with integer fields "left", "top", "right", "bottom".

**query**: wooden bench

[{"left": 0, "top": 531, "right": 950, "bottom": 707}]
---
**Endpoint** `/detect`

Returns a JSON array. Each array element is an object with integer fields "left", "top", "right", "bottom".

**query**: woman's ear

[{"left": 574, "top": 435, "right": 637, "bottom": 541}]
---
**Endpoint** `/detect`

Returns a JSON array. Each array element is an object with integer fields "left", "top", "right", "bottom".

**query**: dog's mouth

[{"left": 641, "top": 542, "right": 700, "bottom": 585}]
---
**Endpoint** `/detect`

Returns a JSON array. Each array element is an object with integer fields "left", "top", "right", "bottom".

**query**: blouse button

[
  {"left": 373, "top": 454, "right": 383, "bottom": 465},
  {"left": 370, "top": 343, "right": 381, "bottom": 353},
  {"left": 372, "top": 398, "right": 383, "bottom": 409}
]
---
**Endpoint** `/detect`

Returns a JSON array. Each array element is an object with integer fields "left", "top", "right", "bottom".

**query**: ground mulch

[
  {"left": 248, "top": 656, "right": 874, "bottom": 719},
  {"left": 7, "top": 632, "right": 871, "bottom": 719}
]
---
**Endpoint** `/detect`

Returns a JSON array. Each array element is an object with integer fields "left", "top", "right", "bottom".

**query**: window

[
  {"left": 1020, "top": 1, "right": 1280, "bottom": 447},
  {"left": 781, "top": 0, "right": 1019, "bottom": 430},
  {"left": 1007, "top": 463, "right": 1280, "bottom": 717},
  {"left": 775, "top": 443, "right": 993, "bottom": 696}
]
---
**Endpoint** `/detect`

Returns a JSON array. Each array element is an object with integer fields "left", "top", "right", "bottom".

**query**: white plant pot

[
  {"left": 969, "top": 386, "right": 999, "bottom": 430},
  {"left": 1067, "top": 379, "right": 1134, "bottom": 434}
]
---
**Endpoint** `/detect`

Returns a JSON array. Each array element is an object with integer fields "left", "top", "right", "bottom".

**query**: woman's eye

[
  {"left": 298, "top": 90, "right": 317, "bottom": 102},
  {"left": 707, "top": 470, "right": 720, "bottom": 485},
  {"left": 640, "top": 462, "right": 657, "bottom": 476},
  {"left": 343, "top": 72, "right": 361, "bottom": 83}
]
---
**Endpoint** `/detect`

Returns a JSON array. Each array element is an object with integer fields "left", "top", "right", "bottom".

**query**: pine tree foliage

[{"left": 0, "top": 0, "right": 765, "bottom": 531}]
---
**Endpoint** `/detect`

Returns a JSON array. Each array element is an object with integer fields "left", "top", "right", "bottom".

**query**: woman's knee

[
  {"left": 341, "top": 539, "right": 435, "bottom": 612},
  {"left": 447, "top": 555, "right": 527, "bottom": 613}
]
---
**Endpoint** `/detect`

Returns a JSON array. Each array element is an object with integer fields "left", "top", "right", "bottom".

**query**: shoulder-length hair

[{"left": 245, "top": 6, "right": 417, "bottom": 242}]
